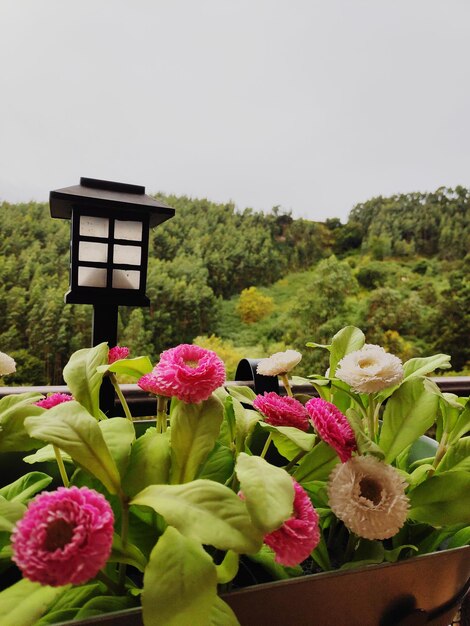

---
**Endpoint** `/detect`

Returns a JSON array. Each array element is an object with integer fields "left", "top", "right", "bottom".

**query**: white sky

[{"left": 1, "top": 0, "right": 469, "bottom": 222}]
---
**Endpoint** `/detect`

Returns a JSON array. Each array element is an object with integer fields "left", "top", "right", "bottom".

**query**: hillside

[
  {"left": 0, "top": 187, "right": 468, "bottom": 384},
  {"left": 203, "top": 254, "right": 469, "bottom": 377}
]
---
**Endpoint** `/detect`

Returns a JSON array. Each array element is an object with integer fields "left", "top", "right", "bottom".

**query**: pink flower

[
  {"left": 145, "top": 344, "right": 225, "bottom": 403},
  {"left": 108, "top": 345, "right": 130, "bottom": 364},
  {"left": 12, "top": 486, "right": 114, "bottom": 586},
  {"left": 35, "top": 393, "right": 73, "bottom": 409},
  {"left": 253, "top": 392, "right": 309, "bottom": 432},
  {"left": 305, "top": 397, "right": 356, "bottom": 463},
  {"left": 137, "top": 372, "right": 169, "bottom": 397},
  {"left": 264, "top": 479, "right": 320, "bottom": 566}
]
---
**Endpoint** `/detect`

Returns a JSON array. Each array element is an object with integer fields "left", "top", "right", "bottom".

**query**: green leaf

[
  {"left": 408, "top": 471, "right": 470, "bottom": 526},
  {"left": 226, "top": 385, "right": 257, "bottom": 405},
  {"left": 311, "top": 533, "right": 331, "bottom": 571},
  {"left": 127, "top": 506, "right": 160, "bottom": 561},
  {"left": 34, "top": 609, "right": 79, "bottom": 624},
  {"left": 142, "top": 526, "right": 218, "bottom": 626},
  {"left": 0, "top": 579, "right": 70, "bottom": 626},
  {"left": 123, "top": 428, "right": 171, "bottom": 497},
  {"left": 235, "top": 452, "right": 294, "bottom": 534},
  {"left": 131, "top": 480, "right": 263, "bottom": 553},
  {"left": 209, "top": 597, "right": 240, "bottom": 626},
  {"left": 346, "top": 408, "right": 385, "bottom": 458},
  {"left": 170, "top": 395, "right": 224, "bottom": 484},
  {"left": 24, "top": 401, "right": 121, "bottom": 494},
  {"left": 403, "top": 354, "right": 451, "bottom": 379},
  {"left": 384, "top": 544, "right": 418, "bottom": 562},
  {"left": 291, "top": 375, "right": 316, "bottom": 387},
  {"left": 329, "top": 326, "right": 365, "bottom": 376},
  {"left": 62, "top": 343, "right": 109, "bottom": 419},
  {"left": 98, "top": 417, "right": 135, "bottom": 478},
  {"left": 305, "top": 379, "right": 331, "bottom": 401},
  {"left": 448, "top": 405, "right": 470, "bottom": 446},
  {"left": 447, "top": 526, "right": 470, "bottom": 549},
  {"left": 412, "top": 525, "right": 464, "bottom": 554},
  {"left": 42, "top": 583, "right": 104, "bottom": 615},
  {"left": 0, "top": 545, "right": 13, "bottom": 561},
  {"left": 421, "top": 380, "right": 465, "bottom": 439},
  {"left": 340, "top": 540, "right": 384, "bottom": 570},
  {"left": 0, "top": 472, "right": 52, "bottom": 504},
  {"left": 436, "top": 438, "right": 470, "bottom": 473},
  {"left": 197, "top": 441, "right": 234, "bottom": 484},
  {"left": 75, "top": 596, "right": 136, "bottom": 618},
  {"left": 0, "top": 496, "right": 26, "bottom": 531},
  {"left": 0, "top": 393, "right": 44, "bottom": 452},
  {"left": 379, "top": 378, "right": 439, "bottom": 463},
  {"left": 293, "top": 441, "right": 339, "bottom": 482},
  {"left": 96, "top": 355, "right": 153, "bottom": 379},
  {"left": 299, "top": 481, "right": 329, "bottom": 508},
  {"left": 407, "top": 463, "right": 435, "bottom": 487},
  {"left": 215, "top": 550, "right": 239, "bottom": 584},
  {"left": 305, "top": 341, "right": 331, "bottom": 351},
  {"left": 235, "top": 407, "right": 261, "bottom": 449},
  {"left": 109, "top": 534, "right": 147, "bottom": 571},
  {"left": 259, "top": 423, "right": 316, "bottom": 460},
  {"left": 221, "top": 396, "right": 237, "bottom": 445},
  {"left": 23, "top": 445, "right": 72, "bottom": 465}
]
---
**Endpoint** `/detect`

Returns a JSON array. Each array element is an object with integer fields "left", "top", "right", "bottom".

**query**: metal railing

[{"left": 0, "top": 376, "right": 468, "bottom": 418}]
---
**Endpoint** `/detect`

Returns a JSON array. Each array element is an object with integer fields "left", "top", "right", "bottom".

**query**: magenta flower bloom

[
  {"left": 12, "top": 486, "right": 114, "bottom": 587},
  {"left": 145, "top": 344, "right": 225, "bottom": 403},
  {"left": 137, "top": 372, "right": 169, "bottom": 397},
  {"left": 305, "top": 397, "right": 357, "bottom": 463},
  {"left": 35, "top": 393, "right": 73, "bottom": 409},
  {"left": 108, "top": 345, "right": 130, "bottom": 364},
  {"left": 253, "top": 392, "right": 309, "bottom": 432},
  {"left": 264, "top": 480, "right": 320, "bottom": 566}
]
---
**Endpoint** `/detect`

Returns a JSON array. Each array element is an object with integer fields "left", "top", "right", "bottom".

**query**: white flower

[
  {"left": 0, "top": 352, "right": 16, "bottom": 377},
  {"left": 256, "top": 350, "right": 302, "bottom": 376},
  {"left": 335, "top": 344, "right": 404, "bottom": 393},
  {"left": 327, "top": 455, "right": 409, "bottom": 540}
]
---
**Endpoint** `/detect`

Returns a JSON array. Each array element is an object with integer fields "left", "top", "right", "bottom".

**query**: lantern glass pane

[
  {"left": 80, "top": 216, "right": 109, "bottom": 238},
  {"left": 114, "top": 220, "right": 143, "bottom": 241},
  {"left": 78, "top": 267, "right": 108, "bottom": 288},
  {"left": 79, "top": 242, "right": 108, "bottom": 263},
  {"left": 113, "top": 244, "right": 141, "bottom": 266},
  {"left": 112, "top": 269, "right": 140, "bottom": 290}
]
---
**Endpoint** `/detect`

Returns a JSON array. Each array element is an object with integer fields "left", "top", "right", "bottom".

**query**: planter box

[{"left": 56, "top": 545, "right": 470, "bottom": 626}]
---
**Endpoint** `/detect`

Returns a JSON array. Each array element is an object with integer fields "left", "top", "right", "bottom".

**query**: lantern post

[{"left": 50, "top": 177, "right": 175, "bottom": 414}]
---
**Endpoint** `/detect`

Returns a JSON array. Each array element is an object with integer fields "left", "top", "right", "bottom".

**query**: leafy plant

[{"left": 0, "top": 327, "right": 468, "bottom": 625}]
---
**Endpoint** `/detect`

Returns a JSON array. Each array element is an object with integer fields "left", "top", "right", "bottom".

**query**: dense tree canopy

[{"left": 0, "top": 186, "right": 468, "bottom": 384}]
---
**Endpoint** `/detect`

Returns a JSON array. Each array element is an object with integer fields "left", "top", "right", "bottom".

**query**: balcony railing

[{"left": 0, "top": 376, "right": 468, "bottom": 418}]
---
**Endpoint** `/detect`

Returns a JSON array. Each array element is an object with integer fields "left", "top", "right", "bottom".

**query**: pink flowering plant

[{"left": 0, "top": 326, "right": 468, "bottom": 625}]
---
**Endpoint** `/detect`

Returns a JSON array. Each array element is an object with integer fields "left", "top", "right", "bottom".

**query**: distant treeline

[
  {"left": 0, "top": 186, "right": 468, "bottom": 384},
  {"left": 331, "top": 186, "right": 470, "bottom": 260}
]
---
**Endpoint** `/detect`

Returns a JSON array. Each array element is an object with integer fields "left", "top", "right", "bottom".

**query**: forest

[{"left": 0, "top": 186, "right": 469, "bottom": 385}]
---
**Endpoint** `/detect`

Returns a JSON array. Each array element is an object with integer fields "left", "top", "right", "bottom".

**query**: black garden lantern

[{"left": 50, "top": 177, "right": 175, "bottom": 412}]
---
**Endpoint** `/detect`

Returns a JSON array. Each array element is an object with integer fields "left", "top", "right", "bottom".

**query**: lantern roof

[{"left": 50, "top": 177, "right": 175, "bottom": 227}]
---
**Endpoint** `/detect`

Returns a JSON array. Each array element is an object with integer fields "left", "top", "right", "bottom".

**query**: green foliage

[
  {"left": 142, "top": 527, "right": 219, "bottom": 626},
  {"left": 24, "top": 401, "right": 122, "bottom": 494},
  {"left": 356, "top": 262, "right": 390, "bottom": 289},
  {"left": 349, "top": 187, "right": 470, "bottom": 260},
  {"left": 0, "top": 579, "right": 71, "bottom": 626},
  {"left": 0, "top": 328, "right": 469, "bottom": 624},
  {"left": 430, "top": 268, "right": 470, "bottom": 370},
  {"left": 0, "top": 187, "right": 469, "bottom": 384},
  {"left": 236, "top": 286, "right": 275, "bottom": 324}
]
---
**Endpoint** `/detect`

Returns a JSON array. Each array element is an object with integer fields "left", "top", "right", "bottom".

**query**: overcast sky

[{"left": 1, "top": 1, "right": 469, "bottom": 223}]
